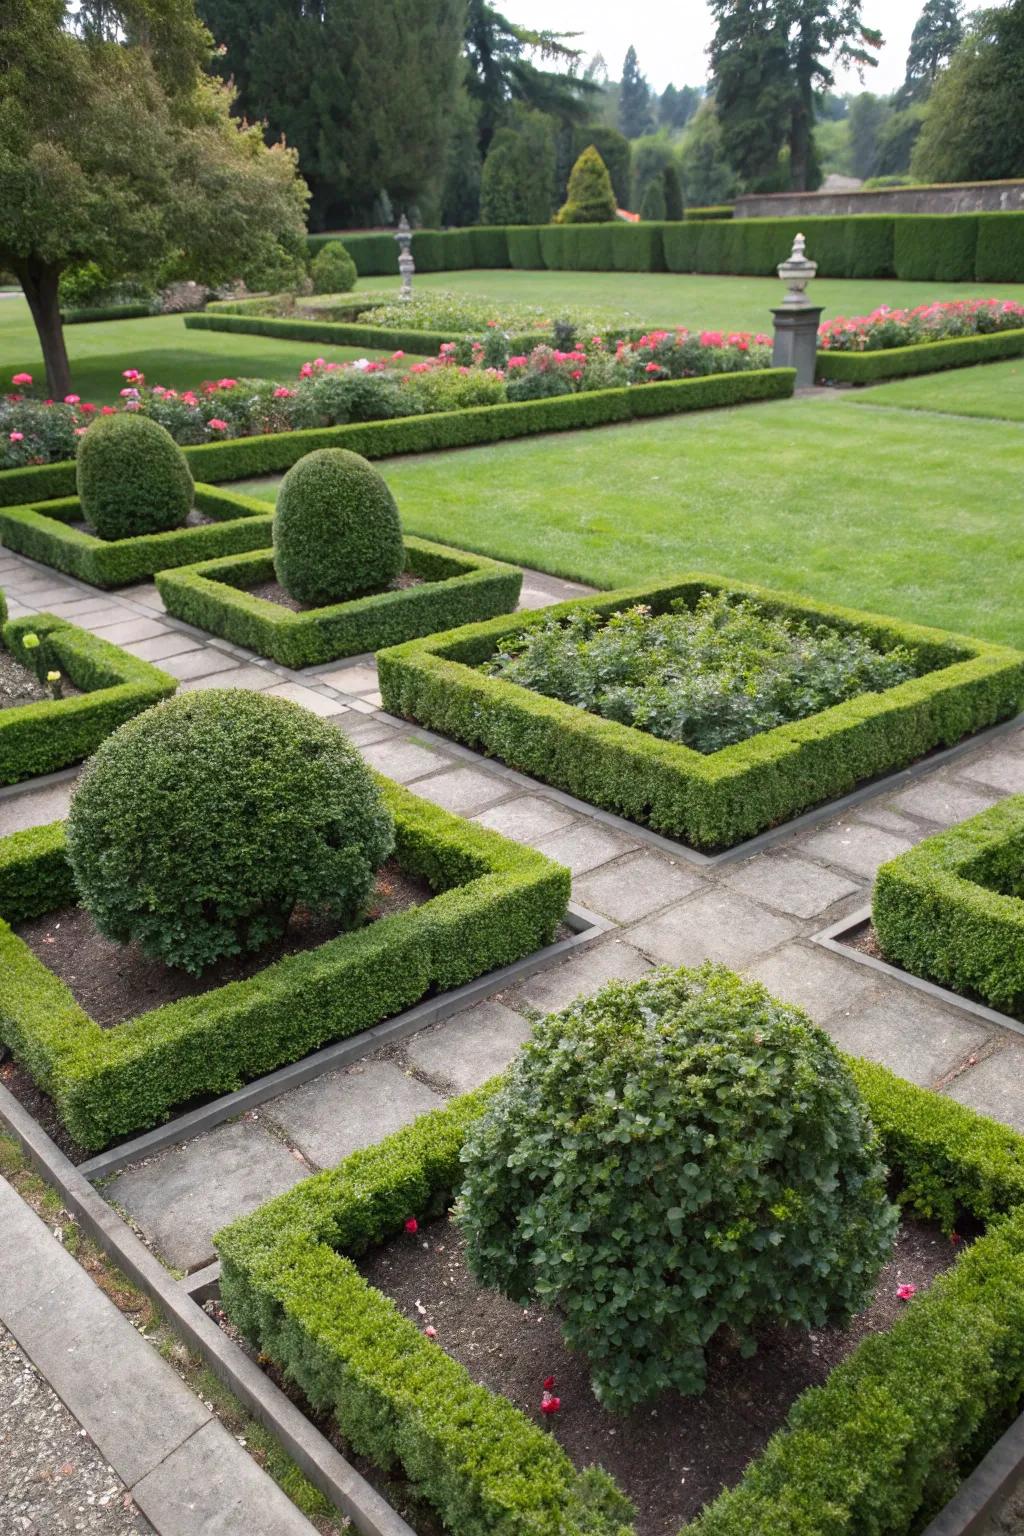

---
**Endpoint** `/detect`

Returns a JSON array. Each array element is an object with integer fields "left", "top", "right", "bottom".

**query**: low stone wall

[{"left": 735, "top": 181, "right": 1024, "bottom": 218}]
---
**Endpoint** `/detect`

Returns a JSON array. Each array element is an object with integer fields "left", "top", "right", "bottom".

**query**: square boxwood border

[
  {"left": 1, "top": 612, "right": 176, "bottom": 785},
  {"left": 0, "top": 484, "right": 274, "bottom": 589},
  {"left": 816, "top": 327, "right": 1024, "bottom": 385},
  {"left": 214, "top": 1034, "right": 1024, "bottom": 1536},
  {"left": 0, "top": 779, "right": 570, "bottom": 1151},
  {"left": 376, "top": 574, "right": 1024, "bottom": 852},
  {"left": 155, "top": 537, "right": 523, "bottom": 668},
  {"left": 873, "top": 794, "right": 1024, "bottom": 1018}
]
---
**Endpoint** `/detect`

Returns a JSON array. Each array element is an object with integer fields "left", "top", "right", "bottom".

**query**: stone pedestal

[{"left": 771, "top": 304, "right": 823, "bottom": 390}]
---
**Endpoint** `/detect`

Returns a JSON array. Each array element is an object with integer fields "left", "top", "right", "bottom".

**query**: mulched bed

[
  {"left": 0, "top": 650, "right": 80, "bottom": 709},
  {"left": 68, "top": 507, "right": 216, "bottom": 536},
  {"left": 359, "top": 1214, "right": 961, "bottom": 1536},
  {"left": 246, "top": 570, "right": 424, "bottom": 613}
]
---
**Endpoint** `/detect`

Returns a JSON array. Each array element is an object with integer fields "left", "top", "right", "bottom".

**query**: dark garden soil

[
  {"left": 246, "top": 570, "right": 424, "bottom": 613},
  {"left": 358, "top": 1215, "right": 961, "bottom": 1536},
  {"left": 0, "top": 650, "right": 80, "bottom": 709},
  {"left": 69, "top": 507, "right": 215, "bottom": 537},
  {"left": 16, "top": 858, "right": 432, "bottom": 1029}
]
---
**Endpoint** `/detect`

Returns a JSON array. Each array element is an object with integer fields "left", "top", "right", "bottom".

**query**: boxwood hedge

[
  {"left": 873, "top": 794, "right": 1024, "bottom": 1018},
  {"left": 376, "top": 575, "right": 1024, "bottom": 852},
  {"left": 0, "top": 485, "right": 273, "bottom": 588},
  {"left": 156, "top": 536, "right": 523, "bottom": 668},
  {"left": 184, "top": 311, "right": 552, "bottom": 356},
  {"left": 0, "top": 612, "right": 176, "bottom": 785},
  {"left": 0, "top": 780, "right": 570, "bottom": 1149},
  {"left": 816, "top": 327, "right": 1024, "bottom": 384},
  {"left": 214, "top": 1007, "right": 1024, "bottom": 1536},
  {"left": 0, "top": 370, "right": 796, "bottom": 509}
]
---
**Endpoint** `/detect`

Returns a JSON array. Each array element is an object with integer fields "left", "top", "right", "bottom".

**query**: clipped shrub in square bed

[
  {"left": 0, "top": 611, "right": 176, "bottom": 784},
  {"left": 377, "top": 575, "right": 1024, "bottom": 852},
  {"left": 215, "top": 976, "right": 1024, "bottom": 1536},
  {"left": 0, "top": 778, "right": 570, "bottom": 1149},
  {"left": 0, "top": 484, "right": 273, "bottom": 588},
  {"left": 873, "top": 794, "right": 1024, "bottom": 1017}
]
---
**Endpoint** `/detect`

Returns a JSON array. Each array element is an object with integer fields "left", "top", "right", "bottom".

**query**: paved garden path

[{"left": 2, "top": 543, "right": 1024, "bottom": 1274}]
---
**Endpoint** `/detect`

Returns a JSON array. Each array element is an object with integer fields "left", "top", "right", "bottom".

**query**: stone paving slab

[
  {"left": 946, "top": 1038, "right": 1024, "bottom": 1132},
  {"left": 157, "top": 646, "right": 237, "bottom": 682},
  {"left": 92, "top": 618, "right": 170, "bottom": 646},
  {"left": 512, "top": 935, "right": 653, "bottom": 1014},
  {"left": 474, "top": 793, "right": 579, "bottom": 843},
  {"left": 179, "top": 665, "right": 278, "bottom": 694},
  {"left": 887, "top": 774, "right": 1003, "bottom": 827},
  {"left": 574, "top": 850, "right": 703, "bottom": 923},
  {"left": 720, "top": 851, "right": 861, "bottom": 918},
  {"left": 959, "top": 746, "right": 1024, "bottom": 795},
  {"left": 627, "top": 887, "right": 801, "bottom": 969},
  {"left": 124, "top": 631, "right": 203, "bottom": 662},
  {"left": 409, "top": 764, "right": 514, "bottom": 815},
  {"left": 743, "top": 940, "right": 883, "bottom": 1020},
  {"left": 267, "top": 1061, "right": 444, "bottom": 1171},
  {"left": 360, "top": 736, "right": 453, "bottom": 781},
  {"left": 404, "top": 1002, "right": 533, "bottom": 1093},
  {"left": 264, "top": 681, "right": 348, "bottom": 716},
  {"left": 792, "top": 817, "right": 916, "bottom": 880},
  {"left": 0, "top": 777, "right": 77, "bottom": 835},
  {"left": 816, "top": 988, "right": 993, "bottom": 1089},
  {"left": 533, "top": 819, "right": 641, "bottom": 876}
]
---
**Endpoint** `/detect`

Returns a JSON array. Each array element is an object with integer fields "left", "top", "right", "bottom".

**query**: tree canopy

[
  {"left": 618, "top": 45, "right": 654, "bottom": 138},
  {"left": 463, "top": 0, "right": 596, "bottom": 155},
  {"left": 901, "top": 0, "right": 963, "bottom": 101},
  {"left": 911, "top": 0, "right": 1024, "bottom": 181}
]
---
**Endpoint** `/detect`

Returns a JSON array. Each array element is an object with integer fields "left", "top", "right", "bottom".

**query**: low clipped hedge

[
  {"left": 873, "top": 795, "right": 1024, "bottom": 1018},
  {"left": 156, "top": 537, "right": 522, "bottom": 668},
  {"left": 0, "top": 485, "right": 273, "bottom": 588},
  {"left": 0, "top": 781, "right": 570, "bottom": 1149},
  {"left": 0, "top": 613, "right": 176, "bottom": 785},
  {"left": 0, "top": 369, "right": 796, "bottom": 509},
  {"left": 184, "top": 310, "right": 553, "bottom": 356},
  {"left": 215, "top": 1032, "right": 1024, "bottom": 1536},
  {"left": 61, "top": 302, "right": 155, "bottom": 324},
  {"left": 376, "top": 575, "right": 1024, "bottom": 852},
  {"left": 816, "top": 327, "right": 1024, "bottom": 384}
]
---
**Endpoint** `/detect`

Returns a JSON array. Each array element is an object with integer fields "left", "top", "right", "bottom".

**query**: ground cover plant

[
  {"left": 0, "top": 602, "right": 176, "bottom": 785},
  {"left": 873, "top": 794, "right": 1024, "bottom": 1019},
  {"left": 0, "top": 694, "right": 570, "bottom": 1147},
  {"left": 378, "top": 575, "right": 1024, "bottom": 850},
  {"left": 215, "top": 968, "right": 1024, "bottom": 1536}
]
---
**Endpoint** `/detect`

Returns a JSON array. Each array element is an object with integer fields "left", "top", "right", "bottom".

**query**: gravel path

[{"left": 0, "top": 1324, "right": 154, "bottom": 1536}]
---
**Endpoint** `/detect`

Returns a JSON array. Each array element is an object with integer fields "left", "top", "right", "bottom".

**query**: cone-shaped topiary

[
  {"left": 66, "top": 689, "right": 395, "bottom": 973},
  {"left": 273, "top": 448, "right": 405, "bottom": 606},
  {"left": 458, "top": 963, "right": 898, "bottom": 1412},
  {"left": 311, "top": 240, "right": 358, "bottom": 294},
  {"left": 555, "top": 145, "right": 618, "bottom": 224},
  {"left": 76, "top": 413, "right": 193, "bottom": 540},
  {"left": 639, "top": 176, "right": 667, "bottom": 221}
]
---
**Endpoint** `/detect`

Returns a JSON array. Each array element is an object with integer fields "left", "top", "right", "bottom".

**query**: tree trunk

[{"left": 13, "top": 259, "right": 72, "bottom": 400}]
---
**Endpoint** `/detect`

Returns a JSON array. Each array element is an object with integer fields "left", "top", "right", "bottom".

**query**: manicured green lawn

[
  {"left": 850, "top": 357, "right": 1024, "bottom": 423},
  {"left": 0, "top": 297, "right": 392, "bottom": 404},
  {"left": 231, "top": 394, "right": 1024, "bottom": 648},
  {"left": 367, "top": 269, "right": 1024, "bottom": 335}
]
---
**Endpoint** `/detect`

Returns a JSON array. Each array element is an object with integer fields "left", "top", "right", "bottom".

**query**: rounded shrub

[
  {"left": 66, "top": 689, "right": 395, "bottom": 974},
  {"left": 310, "top": 240, "right": 358, "bottom": 294},
  {"left": 273, "top": 448, "right": 405, "bottom": 606},
  {"left": 458, "top": 964, "right": 897, "bottom": 1411},
  {"left": 76, "top": 413, "right": 193, "bottom": 540}
]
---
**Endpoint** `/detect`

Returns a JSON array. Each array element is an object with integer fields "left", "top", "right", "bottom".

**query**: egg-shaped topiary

[
  {"left": 272, "top": 448, "right": 405, "bottom": 606},
  {"left": 310, "top": 240, "right": 358, "bottom": 294},
  {"left": 458, "top": 963, "right": 897, "bottom": 1412},
  {"left": 66, "top": 689, "right": 395, "bottom": 974},
  {"left": 76, "top": 413, "right": 193, "bottom": 540}
]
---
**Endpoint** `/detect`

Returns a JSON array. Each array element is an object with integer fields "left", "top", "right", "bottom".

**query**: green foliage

[
  {"left": 902, "top": 0, "right": 964, "bottom": 99},
  {"left": 618, "top": 44, "right": 654, "bottom": 139},
  {"left": 663, "top": 161, "right": 684, "bottom": 220},
  {"left": 0, "top": 781, "right": 571, "bottom": 1147},
  {"left": 0, "top": 820, "right": 75, "bottom": 923},
  {"left": 847, "top": 92, "right": 892, "bottom": 179},
  {"left": 463, "top": 0, "right": 596, "bottom": 159},
  {"left": 480, "top": 111, "right": 557, "bottom": 225},
  {"left": 272, "top": 449, "right": 404, "bottom": 606},
  {"left": 975, "top": 213, "right": 1024, "bottom": 283},
  {"left": 0, "top": 485, "right": 273, "bottom": 588},
  {"left": 639, "top": 179, "right": 667, "bottom": 221},
  {"left": 817, "top": 327, "right": 1024, "bottom": 383},
  {"left": 67, "top": 689, "right": 395, "bottom": 973},
  {"left": 0, "top": 612, "right": 176, "bottom": 786},
  {"left": 483, "top": 593, "right": 916, "bottom": 754},
  {"left": 76, "top": 413, "right": 193, "bottom": 540},
  {"left": 912, "top": 1, "right": 1024, "bottom": 181},
  {"left": 377, "top": 573, "right": 1024, "bottom": 851},
  {"left": 571, "top": 124, "right": 631, "bottom": 209},
  {"left": 158, "top": 538, "right": 522, "bottom": 668},
  {"left": 310, "top": 242, "right": 357, "bottom": 295},
  {"left": 893, "top": 214, "right": 978, "bottom": 281},
  {"left": 873, "top": 794, "right": 1024, "bottom": 1016},
  {"left": 459, "top": 965, "right": 896, "bottom": 1411},
  {"left": 678, "top": 102, "right": 737, "bottom": 207},
  {"left": 555, "top": 145, "right": 618, "bottom": 224}
]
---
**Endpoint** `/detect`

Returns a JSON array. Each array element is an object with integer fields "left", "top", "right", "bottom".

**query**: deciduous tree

[{"left": 911, "top": 1, "right": 1024, "bottom": 181}]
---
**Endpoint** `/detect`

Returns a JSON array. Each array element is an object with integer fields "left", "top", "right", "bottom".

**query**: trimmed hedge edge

[
  {"left": 0, "top": 370, "right": 797, "bottom": 508},
  {"left": 183, "top": 311, "right": 553, "bottom": 356},
  {"left": 0, "top": 613, "right": 176, "bottom": 785},
  {"left": 816, "top": 327, "right": 1024, "bottom": 384},
  {"left": 0, "top": 782, "right": 570, "bottom": 1149},
  {"left": 213, "top": 1025, "right": 1024, "bottom": 1536}
]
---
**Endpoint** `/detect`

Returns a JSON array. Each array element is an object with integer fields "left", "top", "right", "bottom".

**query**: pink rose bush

[{"left": 818, "top": 298, "right": 1024, "bottom": 353}]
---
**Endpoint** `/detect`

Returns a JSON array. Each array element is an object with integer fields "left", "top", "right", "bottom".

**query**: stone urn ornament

[
  {"left": 395, "top": 214, "right": 415, "bottom": 301},
  {"left": 770, "top": 232, "right": 824, "bottom": 388}
]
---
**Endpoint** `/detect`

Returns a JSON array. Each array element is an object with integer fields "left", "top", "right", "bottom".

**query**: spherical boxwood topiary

[
  {"left": 76, "top": 413, "right": 193, "bottom": 540},
  {"left": 311, "top": 241, "right": 358, "bottom": 294},
  {"left": 273, "top": 448, "right": 405, "bottom": 606},
  {"left": 66, "top": 689, "right": 395, "bottom": 974},
  {"left": 458, "top": 964, "right": 897, "bottom": 1412}
]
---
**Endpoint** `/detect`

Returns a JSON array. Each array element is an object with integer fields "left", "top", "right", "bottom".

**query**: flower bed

[
  {"left": 0, "top": 779, "right": 570, "bottom": 1150},
  {"left": 816, "top": 326, "right": 1024, "bottom": 384},
  {"left": 376, "top": 576, "right": 1024, "bottom": 852},
  {"left": 214, "top": 1020, "right": 1024, "bottom": 1536},
  {"left": 0, "top": 484, "right": 273, "bottom": 589},
  {"left": 0, "top": 610, "right": 176, "bottom": 784},
  {"left": 156, "top": 538, "right": 522, "bottom": 668},
  {"left": 873, "top": 795, "right": 1024, "bottom": 1019},
  {"left": 818, "top": 299, "right": 1024, "bottom": 354}
]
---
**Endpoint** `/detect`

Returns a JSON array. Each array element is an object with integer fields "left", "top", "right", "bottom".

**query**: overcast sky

[{"left": 512, "top": 0, "right": 927, "bottom": 98}]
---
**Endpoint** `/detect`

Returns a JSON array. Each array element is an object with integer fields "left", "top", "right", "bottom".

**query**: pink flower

[
  {"left": 391, "top": 351, "right": 405, "bottom": 360},
  {"left": 74, "top": 426, "right": 87, "bottom": 436},
  {"left": 63, "top": 394, "right": 80, "bottom": 404},
  {"left": 507, "top": 356, "right": 527, "bottom": 368},
  {"left": 80, "top": 402, "right": 96, "bottom": 413},
  {"left": 120, "top": 387, "right": 139, "bottom": 398},
  {"left": 217, "top": 378, "right": 238, "bottom": 390},
  {"left": 11, "top": 372, "right": 32, "bottom": 386},
  {"left": 101, "top": 405, "right": 117, "bottom": 415},
  {"left": 897, "top": 1284, "right": 917, "bottom": 1301},
  {"left": 543, "top": 1375, "right": 556, "bottom": 1390},
  {"left": 207, "top": 418, "right": 229, "bottom": 431},
  {"left": 424, "top": 1325, "right": 437, "bottom": 1339},
  {"left": 299, "top": 362, "right": 314, "bottom": 378},
  {"left": 645, "top": 362, "right": 661, "bottom": 374},
  {"left": 404, "top": 1217, "right": 419, "bottom": 1234},
  {"left": 540, "top": 1393, "right": 561, "bottom": 1415},
  {"left": 273, "top": 386, "right": 293, "bottom": 399},
  {"left": 122, "top": 368, "right": 143, "bottom": 383},
  {"left": 125, "top": 399, "right": 140, "bottom": 411},
  {"left": 8, "top": 431, "right": 24, "bottom": 442}
]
